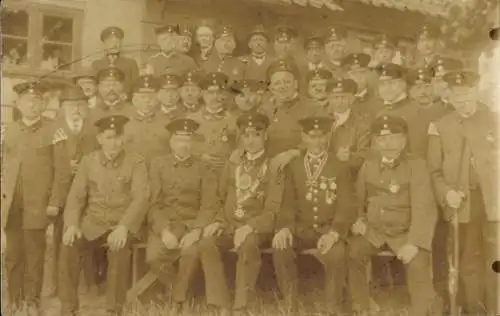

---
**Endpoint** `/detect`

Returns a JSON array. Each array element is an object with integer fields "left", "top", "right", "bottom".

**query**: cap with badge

[
  {"left": 407, "top": 67, "right": 433, "bottom": 86},
  {"left": 180, "top": 26, "right": 192, "bottom": 37},
  {"left": 94, "top": 115, "right": 130, "bottom": 134},
  {"left": 267, "top": 58, "right": 299, "bottom": 80},
  {"left": 298, "top": 116, "right": 334, "bottom": 136},
  {"left": 231, "top": 79, "right": 266, "bottom": 94},
  {"left": 248, "top": 24, "right": 269, "bottom": 42},
  {"left": 307, "top": 68, "right": 332, "bottom": 83},
  {"left": 418, "top": 25, "right": 440, "bottom": 40},
  {"left": 329, "top": 78, "right": 358, "bottom": 94},
  {"left": 376, "top": 63, "right": 406, "bottom": 80},
  {"left": 160, "top": 72, "right": 181, "bottom": 89},
  {"left": 73, "top": 68, "right": 97, "bottom": 84},
  {"left": 325, "top": 27, "right": 346, "bottom": 43},
  {"left": 342, "top": 53, "right": 371, "bottom": 70},
  {"left": 304, "top": 34, "right": 324, "bottom": 50},
  {"left": 96, "top": 67, "right": 125, "bottom": 83},
  {"left": 100, "top": 26, "right": 124, "bottom": 42},
  {"left": 155, "top": 24, "right": 179, "bottom": 35},
  {"left": 182, "top": 70, "right": 202, "bottom": 87},
  {"left": 274, "top": 25, "right": 298, "bottom": 43},
  {"left": 443, "top": 70, "right": 479, "bottom": 87},
  {"left": 166, "top": 118, "right": 200, "bottom": 136},
  {"left": 134, "top": 75, "right": 160, "bottom": 93},
  {"left": 201, "top": 72, "right": 229, "bottom": 90},
  {"left": 374, "top": 34, "right": 396, "bottom": 49},
  {"left": 13, "top": 80, "right": 50, "bottom": 96},
  {"left": 217, "top": 25, "right": 235, "bottom": 39},
  {"left": 60, "top": 84, "right": 86, "bottom": 102},
  {"left": 371, "top": 115, "right": 408, "bottom": 136},
  {"left": 430, "top": 56, "right": 463, "bottom": 78},
  {"left": 236, "top": 112, "right": 270, "bottom": 133}
]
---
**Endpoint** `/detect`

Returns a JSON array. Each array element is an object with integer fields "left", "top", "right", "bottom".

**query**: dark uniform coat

[
  {"left": 238, "top": 54, "right": 275, "bottom": 83},
  {"left": 147, "top": 51, "right": 197, "bottom": 77},
  {"left": 88, "top": 100, "right": 134, "bottom": 124},
  {"left": 92, "top": 55, "right": 139, "bottom": 95},
  {"left": 201, "top": 52, "right": 245, "bottom": 84}
]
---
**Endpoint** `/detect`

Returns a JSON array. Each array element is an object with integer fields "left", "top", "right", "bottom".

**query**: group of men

[{"left": 0, "top": 20, "right": 498, "bottom": 316}]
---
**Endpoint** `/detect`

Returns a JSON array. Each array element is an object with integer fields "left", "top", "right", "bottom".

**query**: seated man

[
  {"left": 146, "top": 118, "right": 219, "bottom": 311},
  {"left": 272, "top": 116, "right": 357, "bottom": 315},
  {"left": 348, "top": 115, "right": 441, "bottom": 316},
  {"left": 58, "top": 115, "right": 150, "bottom": 315},
  {"left": 198, "top": 113, "right": 281, "bottom": 316}
]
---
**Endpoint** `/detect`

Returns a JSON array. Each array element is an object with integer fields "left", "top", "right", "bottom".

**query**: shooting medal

[
  {"left": 235, "top": 206, "right": 245, "bottom": 218},
  {"left": 389, "top": 181, "right": 400, "bottom": 194},
  {"left": 239, "top": 173, "right": 252, "bottom": 190},
  {"left": 486, "top": 133, "right": 495, "bottom": 143}
]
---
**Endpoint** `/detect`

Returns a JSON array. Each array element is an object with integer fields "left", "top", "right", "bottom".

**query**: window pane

[
  {"left": 1, "top": 10, "right": 29, "bottom": 37},
  {"left": 1, "top": 37, "right": 29, "bottom": 66},
  {"left": 42, "top": 16, "right": 73, "bottom": 43},
  {"left": 40, "top": 43, "right": 72, "bottom": 71}
]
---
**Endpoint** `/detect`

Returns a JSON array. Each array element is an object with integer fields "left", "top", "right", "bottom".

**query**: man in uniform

[
  {"left": 58, "top": 115, "right": 150, "bottom": 315},
  {"left": 429, "top": 56, "right": 463, "bottom": 110},
  {"left": 273, "top": 25, "right": 298, "bottom": 61},
  {"left": 157, "top": 72, "right": 183, "bottom": 119},
  {"left": 193, "top": 20, "right": 216, "bottom": 67},
  {"left": 231, "top": 79, "right": 265, "bottom": 117},
  {"left": 198, "top": 113, "right": 280, "bottom": 316},
  {"left": 146, "top": 118, "right": 219, "bottom": 313},
  {"left": 146, "top": 24, "right": 197, "bottom": 77},
  {"left": 303, "top": 34, "right": 326, "bottom": 72},
  {"left": 306, "top": 68, "right": 333, "bottom": 113},
  {"left": 427, "top": 70, "right": 499, "bottom": 315},
  {"left": 323, "top": 27, "right": 348, "bottom": 77},
  {"left": 178, "top": 70, "right": 204, "bottom": 116},
  {"left": 72, "top": 68, "right": 99, "bottom": 110},
  {"left": 188, "top": 72, "right": 237, "bottom": 172},
  {"left": 272, "top": 116, "right": 356, "bottom": 315},
  {"left": 92, "top": 26, "right": 139, "bottom": 96},
  {"left": 1, "top": 81, "right": 71, "bottom": 313},
  {"left": 239, "top": 25, "right": 274, "bottom": 83},
  {"left": 368, "top": 34, "right": 398, "bottom": 68},
  {"left": 89, "top": 67, "right": 133, "bottom": 122},
  {"left": 348, "top": 115, "right": 440, "bottom": 316},
  {"left": 410, "top": 25, "right": 442, "bottom": 68},
  {"left": 178, "top": 26, "right": 193, "bottom": 55},
  {"left": 327, "top": 77, "right": 370, "bottom": 175},
  {"left": 342, "top": 52, "right": 378, "bottom": 115},
  {"left": 124, "top": 74, "right": 170, "bottom": 163}
]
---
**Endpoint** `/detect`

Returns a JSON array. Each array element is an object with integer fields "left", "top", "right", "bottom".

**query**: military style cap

[
  {"left": 430, "top": 56, "right": 464, "bottom": 77},
  {"left": 407, "top": 67, "right": 433, "bottom": 85},
  {"left": 329, "top": 77, "right": 358, "bottom": 94},
  {"left": 418, "top": 25, "right": 440, "bottom": 40},
  {"left": 267, "top": 58, "right": 299, "bottom": 80},
  {"left": 155, "top": 24, "right": 180, "bottom": 35},
  {"left": 236, "top": 112, "right": 270, "bottom": 132},
  {"left": 134, "top": 75, "right": 160, "bottom": 93},
  {"left": 165, "top": 118, "right": 200, "bottom": 136},
  {"left": 304, "top": 34, "right": 324, "bottom": 49},
  {"left": 443, "top": 70, "right": 479, "bottom": 87},
  {"left": 376, "top": 63, "right": 406, "bottom": 80},
  {"left": 72, "top": 68, "right": 97, "bottom": 83},
  {"left": 182, "top": 70, "right": 202, "bottom": 86},
  {"left": 231, "top": 79, "right": 265, "bottom": 94},
  {"left": 161, "top": 72, "right": 181, "bottom": 89},
  {"left": 325, "top": 27, "right": 346, "bottom": 43},
  {"left": 248, "top": 24, "right": 269, "bottom": 41},
  {"left": 200, "top": 72, "right": 229, "bottom": 90},
  {"left": 100, "top": 26, "right": 124, "bottom": 42},
  {"left": 96, "top": 67, "right": 125, "bottom": 82},
  {"left": 342, "top": 53, "right": 371, "bottom": 69},
  {"left": 274, "top": 25, "right": 298, "bottom": 43},
  {"left": 298, "top": 116, "right": 334, "bottom": 136},
  {"left": 13, "top": 80, "right": 50, "bottom": 96},
  {"left": 94, "top": 115, "right": 130, "bottom": 134},
  {"left": 217, "top": 25, "right": 235, "bottom": 39},
  {"left": 374, "top": 34, "right": 396, "bottom": 49},
  {"left": 60, "top": 84, "right": 86, "bottom": 102},
  {"left": 371, "top": 115, "right": 408, "bottom": 136},
  {"left": 307, "top": 68, "right": 333, "bottom": 82},
  {"left": 180, "top": 26, "right": 193, "bottom": 37}
]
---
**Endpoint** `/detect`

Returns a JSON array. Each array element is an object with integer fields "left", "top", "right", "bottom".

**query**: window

[{"left": 1, "top": 9, "right": 30, "bottom": 67}]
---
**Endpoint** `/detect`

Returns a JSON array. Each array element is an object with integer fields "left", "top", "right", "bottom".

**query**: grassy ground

[{"left": 2, "top": 229, "right": 412, "bottom": 316}]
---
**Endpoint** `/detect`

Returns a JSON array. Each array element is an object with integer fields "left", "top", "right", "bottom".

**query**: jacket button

[
  {"left": 314, "top": 215, "right": 318, "bottom": 220},
  {"left": 313, "top": 206, "right": 318, "bottom": 212},
  {"left": 380, "top": 209, "right": 385, "bottom": 214},
  {"left": 313, "top": 224, "right": 318, "bottom": 228}
]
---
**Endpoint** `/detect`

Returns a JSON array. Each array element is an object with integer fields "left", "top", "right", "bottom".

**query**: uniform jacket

[
  {"left": 88, "top": 99, "right": 134, "bottom": 124},
  {"left": 215, "top": 151, "right": 282, "bottom": 233},
  {"left": 356, "top": 154, "right": 437, "bottom": 251},
  {"left": 427, "top": 106, "right": 499, "bottom": 222},
  {"left": 1, "top": 118, "right": 72, "bottom": 229},
  {"left": 238, "top": 54, "right": 275, "bottom": 83},
  {"left": 410, "top": 101, "right": 449, "bottom": 158},
  {"left": 148, "top": 154, "right": 219, "bottom": 235},
  {"left": 276, "top": 152, "right": 357, "bottom": 238},
  {"left": 92, "top": 54, "right": 139, "bottom": 95},
  {"left": 147, "top": 51, "right": 197, "bottom": 77},
  {"left": 201, "top": 52, "right": 245, "bottom": 83},
  {"left": 63, "top": 151, "right": 150, "bottom": 240}
]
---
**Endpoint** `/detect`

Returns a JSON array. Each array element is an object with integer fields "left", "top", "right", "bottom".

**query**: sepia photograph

[{"left": 0, "top": 0, "right": 499, "bottom": 315}]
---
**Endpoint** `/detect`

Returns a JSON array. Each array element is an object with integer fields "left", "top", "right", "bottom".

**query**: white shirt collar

[
  {"left": 174, "top": 154, "right": 191, "bottom": 162},
  {"left": 88, "top": 96, "right": 97, "bottom": 108},
  {"left": 384, "top": 93, "right": 408, "bottom": 105},
  {"left": 355, "top": 88, "right": 368, "bottom": 98},
  {"left": 66, "top": 118, "right": 83, "bottom": 133},
  {"left": 22, "top": 117, "right": 41, "bottom": 126},
  {"left": 246, "top": 149, "right": 265, "bottom": 161},
  {"left": 334, "top": 109, "right": 351, "bottom": 127},
  {"left": 306, "top": 151, "right": 327, "bottom": 160}
]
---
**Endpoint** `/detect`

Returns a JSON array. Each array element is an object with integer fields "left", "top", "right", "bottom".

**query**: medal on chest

[
  {"left": 235, "top": 160, "right": 269, "bottom": 218},
  {"left": 388, "top": 180, "right": 400, "bottom": 194},
  {"left": 220, "top": 127, "right": 229, "bottom": 143},
  {"left": 304, "top": 154, "right": 335, "bottom": 204},
  {"left": 486, "top": 132, "right": 495, "bottom": 143}
]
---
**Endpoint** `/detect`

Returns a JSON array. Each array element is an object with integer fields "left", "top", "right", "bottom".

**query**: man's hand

[
  {"left": 336, "top": 147, "right": 350, "bottom": 162},
  {"left": 180, "top": 229, "right": 201, "bottom": 249},
  {"left": 161, "top": 229, "right": 179, "bottom": 249},
  {"left": 62, "top": 225, "right": 82, "bottom": 247},
  {"left": 272, "top": 228, "right": 293, "bottom": 250},
  {"left": 396, "top": 244, "right": 419, "bottom": 264},
  {"left": 351, "top": 218, "right": 367, "bottom": 236},
  {"left": 107, "top": 225, "right": 128, "bottom": 252},
  {"left": 233, "top": 225, "right": 253, "bottom": 250},
  {"left": 317, "top": 231, "right": 339, "bottom": 254},
  {"left": 1, "top": 228, "right": 6, "bottom": 254},
  {"left": 270, "top": 149, "right": 301, "bottom": 172},
  {"left": 229, "top": 148, "right": 244, "bottom": 164},
  {"left": 46, "top": 205, "right": 60, "bottom": 217},
  {"left": 203, "top": 222, "right": 224, "bottom": 238},
  {"left": 446, "top": 190, "right": 465, "bottom": 209}
]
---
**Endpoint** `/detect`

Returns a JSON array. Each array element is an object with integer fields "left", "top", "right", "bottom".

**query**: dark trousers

[
  {"left": 455, "top": 189, "right": 499, "bottom": 315},
  {"left": 58, "top": 232, "right": 132, "bottom": 314},
  {"left": 432, "top": 218, "right": 449, "bottom": 309},
  {"left": 272, "top": 230, "right": 347, "bottom": 314},
  {"left": 347, "top": 236, "right": 440, "bottom": 316},
  {"left": 199, "top": 233, "right": 270, "bottom": 309}
]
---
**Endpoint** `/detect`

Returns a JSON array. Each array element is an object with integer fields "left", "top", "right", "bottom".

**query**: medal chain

[
  {"left": 235, "top": 159, "right": 269, "bottom": 211},
  {"left": 304, "top": 153, "right": 328, "bottom": 187}
]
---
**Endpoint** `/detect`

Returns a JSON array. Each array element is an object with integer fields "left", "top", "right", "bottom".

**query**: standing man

[
  {"left": 410, "top": 25, "right": 442, "bottom": 68},
  {"left": 306, "top": 68, "right": 333, "bottom": 113},
  {"left": 348, "top": 115, "right": 440, "bottom": 316},
  {"left": 231, "top": 79, "right": 265, "bottom": 117},
  {"left": 58, "top": 115, "right": 150, "bottom": 316},
  {"left": 429, "top": 56, "right": 463, "bottom": 109},
  {"left": 323, "top": 27, "right": 348, "bottom": 77},
  {"left": 198, "top": 113, "right": 280, "bottom": 316},
  {"left": 72, "top": 69, "right": 99, "bottom": 110},
  {"left": 239, "top": 25, "right": 274, "bottom": 83},
  {"left": 146, "top": 24, "right": 197, "bottom": 77},
  {"left": 2, "top": 81, "right": 71, "bottom": 313},
  {"left": 124, "top": 74, "right": 171, "bottom": 163},
  {"left": 427, "top": 70, "right": 499, "bottom": 315},
  {"left": 194, "top": 20, "right": 216, "bottom": 67},
  {"left": 303, "top": 34, "right": 326, "bottom": 72},
  {"left": 157, "top": 72, "right": 183, "bottom": 119},
  {"left": 368, "top": 34, "right": 398, "bottom": 68},
  {"left": 146, "top": 118, "right": 219, "bottom": 313},
  {"left": 178, "top": 70, "right": 204, "bottom": 116},
  {"left": 92, "top": 26, "right": 139, "bottom": 96},
  {"left": 272, "top": 116, "right": 356, "bottom": 315},
  {"left": 273, "top": 25, "right": 298, "bottom": 61},
  {"left": 342, "top": 52, "right": 377, "bottom": 115},
  {"left": 178, "top": 26, "right": 194, "bottom": 55}
]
